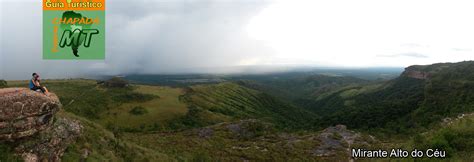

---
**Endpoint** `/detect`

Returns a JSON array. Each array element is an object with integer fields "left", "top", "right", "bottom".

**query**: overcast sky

[{"left": 1, "top": 0, "right": 474, "bottom": 79}]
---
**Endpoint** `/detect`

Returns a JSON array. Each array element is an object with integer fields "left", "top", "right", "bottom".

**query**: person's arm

[{"left": 33, "top": 79, "right": 40, "bottom": 86}]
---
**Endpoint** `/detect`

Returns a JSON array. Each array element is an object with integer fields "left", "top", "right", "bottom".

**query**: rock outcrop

[
  {"left": 0, "top": 88, "right": 82, "bottom": 161},
  {"left": 0, "top": 88, "right": 60, "bottom": 140},
  {"left": 312, "top": 125, "right": 376, "bottom": 157},
  {"left": 16, "top": 117, "right": 82, "bottom": 161},
  {"left": 401, "top": 66, "right": 430, "bottom": 80}
]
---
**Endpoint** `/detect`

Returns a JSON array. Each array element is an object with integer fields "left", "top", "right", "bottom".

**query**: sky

[{"left": 1, "top": 0, "right": 474, "bottom": 80}]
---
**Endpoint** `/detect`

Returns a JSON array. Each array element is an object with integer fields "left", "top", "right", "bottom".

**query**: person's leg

[
  {"left": 42, "top": 87, "right": 49, "bottom": 93},
  {"left": 42, "top": 87, "right": 50, "bottom": 95},
  {"left": 31, "top": 86, "right": 49, "bottom": 95},
  {"left": 31, "top": 86, "right": 40, "bottom": 92},
  {"left": 32, "top": 86, "right": 46, "bottom": 93},
  {"left": 38, "top": 86, "right": 45, "bottom": 93}
]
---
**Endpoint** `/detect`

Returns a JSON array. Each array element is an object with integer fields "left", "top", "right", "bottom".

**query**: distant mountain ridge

[{"left": 306, "top": 61, "right": 474, "bottom": 132}]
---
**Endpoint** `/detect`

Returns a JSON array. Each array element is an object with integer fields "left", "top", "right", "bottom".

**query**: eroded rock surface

[
  {"left": 401, "top": 66, "right": 430, "bottom": 80},
  {"left": 312, "top": 125, "right": 376, "bottom": 157},
  {"left": 404, "top": 70, "right": 429, "bottom": 79},
  {"left": 16, "top": 117, "right": 82, "bottom": 162},
  {"left": 0, "top": 88, "right": 61, "bottom": 140},
  {"left": 0, "top": 88, "right": 82, "bottom": 161}
]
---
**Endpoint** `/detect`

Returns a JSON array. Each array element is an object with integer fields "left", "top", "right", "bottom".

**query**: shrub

[
  {"left": 0, "top": 143, "right": 19, "bottom": 161},
  {"left": 0, "top": 80, "right": 7, "bottom": 88},
  {"left": 105, "top": 77, "right": 129, "bottom": 88},
  {"left": 239, "top": 120, "right": 274, "bottom": 139},
  {"left": 129, "top": 106, "right": 148, "bottom": 115}
]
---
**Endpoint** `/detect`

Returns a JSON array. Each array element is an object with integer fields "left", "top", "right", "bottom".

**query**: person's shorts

[{"left": 31, "top": 86, "right": 45, "bottom": 93}]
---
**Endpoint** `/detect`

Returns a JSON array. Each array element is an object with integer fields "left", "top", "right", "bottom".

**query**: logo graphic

[{"left": 43, "top": 0, "right": 105, "bottom": 60}]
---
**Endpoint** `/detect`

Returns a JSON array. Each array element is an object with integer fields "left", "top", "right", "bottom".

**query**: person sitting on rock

[{"left": 29, "top": 73, "right": 49, "bottom": 95}]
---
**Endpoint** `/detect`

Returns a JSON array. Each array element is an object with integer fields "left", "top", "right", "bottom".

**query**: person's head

[{"left": 32, "top": 73, "right": 39, "bottom": 79}]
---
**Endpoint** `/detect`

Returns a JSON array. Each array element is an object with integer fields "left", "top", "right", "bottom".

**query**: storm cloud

[
  {"left": 0, "top": 0, "right": 274, "bottom": 79},
  {"left": 2, "top": 0, "right": 474, "bottom": 80}
]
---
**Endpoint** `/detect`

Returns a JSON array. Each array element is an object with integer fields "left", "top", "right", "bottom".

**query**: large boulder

[
  {"left": 0, "top": 88, "right": 82, "bottom": 161},
  {"left": 0, "top": 88, "right": 60, "bottom": 140}
]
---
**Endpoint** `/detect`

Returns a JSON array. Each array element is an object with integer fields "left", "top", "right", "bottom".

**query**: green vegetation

[
  {"left": 4, "top": 79, "right": 328, "bottom": 160},
  {"left": 276, "top": 61, "right": 474, "bottom": 138},
  {"left": 413, "top": 62, "right": 474, "bottom": 126},
  {"left": 99, "top": 85, "right": 188, "bottom": 131},
  {"left": 2, "top": 61, "right": 474, "bottom": 160},
  {"left": 0, "top": 142, "right": 19, "bottom": 161},
  {"left": 410, "top": 114, "right": 474, "bottom": 160},
  {"left": 129, "top": 106, "right": 148, "bottom": 115},
  {"left": 110, "top": 88, "right": 158, "bottom": 103},
  {"left": 176, "top": 82, "right": 319, "bottom": 130},
  {"left": 104, "top": 77, "right": 129, "bottom": 88},
  {"left": 317, "top": 77, "right": 426, "bottom": 133},
  {"left": 9, "top": 79, "right": 111, "bottom": 119},
  {"left": 0, "top": 80, "right": 7, "bottom": 88},
  {"left": 6, "top": 80, "right": 185, "bottom": 132},
  {"left": 57, "top": 111, "right": 174, "bottom": 161},
  {"left": 236, "top": 74, "right": 367, "bottom": 102},
  {"left": 120, "top": 120, "right": 322, "bottom": 161}
]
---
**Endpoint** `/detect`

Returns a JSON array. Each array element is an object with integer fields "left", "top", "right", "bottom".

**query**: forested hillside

[
  {"left": 179, "top": 82, "right": 319, "bottom": 130},
  {"left": 301, "top": 61, "right": 474, "bottom": 134}
]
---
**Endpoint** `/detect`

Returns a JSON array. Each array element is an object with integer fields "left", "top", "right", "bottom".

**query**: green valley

[{"left": 1, "top": 61, "right": 474, "bottom": 161}]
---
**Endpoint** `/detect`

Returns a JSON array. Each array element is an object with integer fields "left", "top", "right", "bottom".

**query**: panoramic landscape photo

[{"left": 1, "top": 0, "right": 474, "bottom": 161}]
